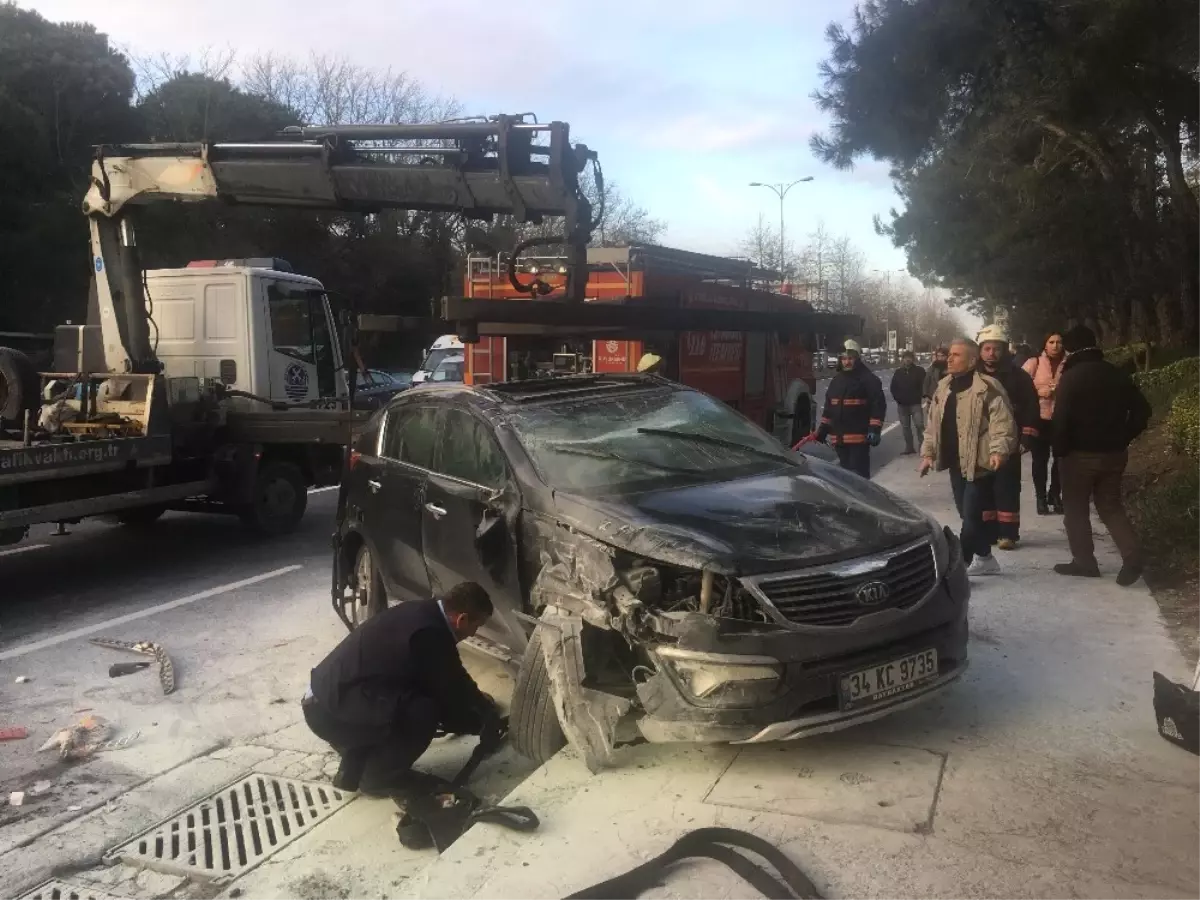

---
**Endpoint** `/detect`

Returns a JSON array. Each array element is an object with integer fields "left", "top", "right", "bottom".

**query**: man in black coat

[
  {"left": 1051, "top": 325, "right": 1152, "bottom": 585},
  {"left": 977, "top": 326, "right": 1041, "bottom": 549},
  {"left": 817, "top": 340, "right": 887, "bottom": 479},
  {"left": 890, "top": 350, "right": 926, "bottom": 454},
  {"left": 303, "top": 581, "right": 498, "bottom": 795}
]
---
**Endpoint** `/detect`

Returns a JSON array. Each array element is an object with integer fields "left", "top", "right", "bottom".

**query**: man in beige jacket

[{"left": 919, "top": 338, "right": 1018, "bottom": 576}]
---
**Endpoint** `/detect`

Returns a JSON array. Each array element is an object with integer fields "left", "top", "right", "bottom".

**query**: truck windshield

[
  {"left": 509, "top": 387, "right": 798, "bottom": 493},
  {"left": 420, "top": 348, "right": 457, "bottom": 374}
]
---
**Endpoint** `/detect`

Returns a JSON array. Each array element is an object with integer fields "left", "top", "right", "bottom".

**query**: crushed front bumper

[{"left": 631, "top": 548, "right": 971, "bottom": 746}]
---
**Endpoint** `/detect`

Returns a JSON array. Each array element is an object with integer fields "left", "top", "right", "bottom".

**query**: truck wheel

[
  {"left": 112, "top": 505, "right": 168, "bottom": 528},
  {"left": 0, "top": 347, "right": 39, "bottom": 424},
  {"left": 349, "top": 542, "right": 385, "bottom": 628},
  {"left": 240, "top": 460, "right": 307, "bottom": 536},
  {"left": 509, "top": 625, "right": 567, "bottom": 764}
]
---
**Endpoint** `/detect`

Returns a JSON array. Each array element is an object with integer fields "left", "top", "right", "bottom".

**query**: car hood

[{"left": 553, "top": 459, "right": 930, "bottom": 575}]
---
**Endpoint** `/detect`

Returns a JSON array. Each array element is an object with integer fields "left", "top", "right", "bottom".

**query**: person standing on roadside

[
  {"left": 1023, "top": 333, "right": 1066, "bottom": 514},
  {"left": 816, "top": 339, "right": 887, "bottom": 479},
  {"left": 1051, "top": 325, "right": 1151, "bottom": 586},
  {"left": 923, "top": 346, "right": 949, "bottom": 415},
  {"left": 919, "top": 338, "right": 1017, "bottom": 576},
  {"left": 890, "top": 350, "right": 927, "bottom": 454},
  {"left": 976, "top": 325, "right": 1040, "bottom": 550}
]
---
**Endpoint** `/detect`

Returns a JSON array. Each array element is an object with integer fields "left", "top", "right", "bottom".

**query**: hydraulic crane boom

[{"left": 80, "top": 116, "right": 597, "bottom": 374}]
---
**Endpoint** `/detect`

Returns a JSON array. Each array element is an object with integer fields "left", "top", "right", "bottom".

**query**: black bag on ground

[{"left": 1153, "top": 670, "right": 1199, "bottom": 755}]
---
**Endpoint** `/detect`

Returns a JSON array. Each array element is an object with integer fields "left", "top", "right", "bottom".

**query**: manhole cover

[
  {"left": 104, "top": 773, "right": 352, "bottom": 882},
  {"left": 14, "top": 880, "right": 129, "bottom": 900}
]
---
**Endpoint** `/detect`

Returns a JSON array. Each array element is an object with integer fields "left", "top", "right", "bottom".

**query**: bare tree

[
  {"left": 128, "top": 46, "right": 238, "bottom": 100},
  {"left": 242, "top": 52, "right": 460, "bottom": 126}
]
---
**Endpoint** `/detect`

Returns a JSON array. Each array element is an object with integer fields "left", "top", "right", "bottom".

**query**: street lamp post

[
  {"left": 873, "top": 267, "right": 904, "bottom": 359},
  {"left": 750, "top": 177, "right": 814, "bottom": 289}
]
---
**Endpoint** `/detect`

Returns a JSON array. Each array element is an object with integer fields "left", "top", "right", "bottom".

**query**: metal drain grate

[
  {"left": 14, "top": 880, "right": 129, "bottom": 900},
  {"left": 104, "top": 773, "right": 352, "bottom": 882}
]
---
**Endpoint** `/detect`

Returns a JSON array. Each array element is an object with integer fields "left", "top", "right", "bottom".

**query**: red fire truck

[{"left": 459, "top": 244, "right": 859, "bottom": 446}]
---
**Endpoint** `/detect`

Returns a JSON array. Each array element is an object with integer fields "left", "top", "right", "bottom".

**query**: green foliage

[
  {"left": 1128, "top": 462, "right": 1199, "bottom": 581},
  {"left": 813, "top": 0, "right": 1200, "bottom": 347},
  {"left": 1132, "top": 356, "right": 1200, "bottom": 409},
  {"left": 1168, "top": 384, "right": 1199, "bottom": 459}
]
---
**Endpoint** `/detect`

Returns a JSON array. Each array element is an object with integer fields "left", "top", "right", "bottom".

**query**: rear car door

[
  {"left": 374, "top": 404, "right": 439, "bottom": 602},
  {"left": 422, "top": 408, "right": 525, "bottom": 653}
]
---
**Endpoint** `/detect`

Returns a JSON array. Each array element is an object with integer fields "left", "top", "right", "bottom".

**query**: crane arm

[{"left": 81, "top": 116, "right": 596, "bottom": 374}]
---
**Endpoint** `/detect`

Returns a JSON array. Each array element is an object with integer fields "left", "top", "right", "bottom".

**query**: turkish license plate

[{"left": 839, "top": 648, "right": 938, "bottom": 710}]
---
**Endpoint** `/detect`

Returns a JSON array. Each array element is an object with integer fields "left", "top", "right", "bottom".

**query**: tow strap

[{"left": 563, "top": 827, "right": 824, "bottom": 900}]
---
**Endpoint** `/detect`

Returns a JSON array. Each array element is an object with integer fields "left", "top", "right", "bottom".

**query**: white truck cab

[
  {"left": 412, "top": 335, "right": 464, "bottom": 384},
  {"left": 146, "top": 259, "right": 346, "bottom": 407}
]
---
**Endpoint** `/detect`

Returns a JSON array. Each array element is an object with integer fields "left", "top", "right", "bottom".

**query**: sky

[{"left": 23, "top": 0, "right": 933, "bottom": 298}]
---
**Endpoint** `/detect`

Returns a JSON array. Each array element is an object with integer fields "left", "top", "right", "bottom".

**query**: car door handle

[
  {"left": 367, "top": 479, "right": 382, "bottom": 493},
  {"left": 425, "top": 502, "right": 448, "bottom": 519}
]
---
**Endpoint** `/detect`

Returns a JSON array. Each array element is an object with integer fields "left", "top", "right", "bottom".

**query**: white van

[{"left": 411, "top": 335, "right": 464, "bottom": 384}]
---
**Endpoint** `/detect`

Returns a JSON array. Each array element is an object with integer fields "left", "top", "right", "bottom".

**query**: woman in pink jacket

[{"left": 1023, "top": 333, "right": 1066, "bottom": 514}]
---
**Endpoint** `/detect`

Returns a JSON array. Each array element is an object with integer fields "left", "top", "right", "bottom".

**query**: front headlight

[{"left": 655, "top": 646, "right": 782, "bottom": 702}]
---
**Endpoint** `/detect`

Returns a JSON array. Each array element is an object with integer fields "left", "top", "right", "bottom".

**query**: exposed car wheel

[
  {"left": 111, "top": 505, "right": 168, "bottom": 528},
  {"left": 240, "top": 460, "right": 308, "bottom": 536},
  {"left": 0, "top": 347, "right": 39, "bottom": 424},
  {"left": 509, "top": 625, "right": 567, "bottom": 764},
  {"left": 349, "top": 542, "right": 386, "bottom": 628}
]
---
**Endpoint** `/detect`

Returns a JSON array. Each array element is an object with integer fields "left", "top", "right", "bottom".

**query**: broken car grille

[{"left": 746, "top": 540, "right": 936, "bottom": 627}]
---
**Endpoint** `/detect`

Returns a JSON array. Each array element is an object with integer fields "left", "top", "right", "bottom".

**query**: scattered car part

[
  {"left": 1154, "top": 670, "right": 1199, "bottom": 755},
  {"left": 89, "top": 638, "right": 176, "bottom": 695},
  {"left": 9, "top": 792, "right": 24, "bottom": 807},
  {"left": 0, "top": 726, "right": 29, "bottom": 741},
  {"left": 38, "top": 714, "right": 111, "bottom": 760},
  {"left": 108, "top": 661, "right": 150, "bottom": 678}
]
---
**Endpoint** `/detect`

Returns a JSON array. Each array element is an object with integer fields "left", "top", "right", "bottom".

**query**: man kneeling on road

[
  {"left": 302, "top": 581, "right": 500, "bottom": 796},
  {"left": 920, "top": 338, "right": 1016, "bottom": 576}
]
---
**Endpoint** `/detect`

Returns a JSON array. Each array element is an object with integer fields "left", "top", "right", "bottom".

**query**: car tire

[
  {"left": 349, "top": 541, "right": 386, "bottom": 628},
  {"left": 0, "top": 347, "right": 39, "bottom": 424},
  {"left": 239, "top": 460, "right": 308, "bottom": 536},
  {"left": 509, "top": 625, "right": 567, "bottom": 764}
]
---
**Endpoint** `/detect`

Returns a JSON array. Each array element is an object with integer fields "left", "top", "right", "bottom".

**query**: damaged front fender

[{"left": 535, "top": 607, "right": 633, "bottom": 773}]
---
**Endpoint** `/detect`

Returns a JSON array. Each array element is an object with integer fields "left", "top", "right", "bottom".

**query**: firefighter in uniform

[
  {"left": 976, "top": 324, "right": 1041, "bottom": 549},
  {"left": 816, "top": 340, "right": 887, "bottom": 479}
]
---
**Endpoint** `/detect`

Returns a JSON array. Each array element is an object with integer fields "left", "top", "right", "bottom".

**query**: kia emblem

[{"left": 854, "top": 580, "right": 891, "bottom": 606}]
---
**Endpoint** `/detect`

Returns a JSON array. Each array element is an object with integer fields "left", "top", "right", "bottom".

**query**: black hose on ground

[{"left": 563, "top": 827, "right": 824, "bottom": 900}]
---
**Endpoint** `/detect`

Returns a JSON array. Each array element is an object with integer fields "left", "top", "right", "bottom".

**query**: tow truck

[{"left": 0, "top": 117, "right": 596, "bottom": 546}]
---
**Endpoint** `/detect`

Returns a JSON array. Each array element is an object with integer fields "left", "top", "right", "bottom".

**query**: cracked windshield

[{"left": 1, "top": 1, "right": 1196, "bottom": 898}]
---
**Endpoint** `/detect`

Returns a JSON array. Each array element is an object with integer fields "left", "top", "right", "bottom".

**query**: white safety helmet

[
  {"left": 637, "top": 353, "right": 664, "bottom": 373},
  {"left": 842, "top": 339, "right": 862, "bottom": 355},
  {"left": 976, "top": 323, "right": 1009, "bottom": 345}
]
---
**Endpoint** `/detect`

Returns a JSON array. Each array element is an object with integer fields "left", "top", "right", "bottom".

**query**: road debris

[
  {"left": 9, "top": 792, "right": 24, "bottom": 807},
  {"left": 108, "top": 661, "right": 151, "bottom": 678},
  {"left": 30, "top": 780, "right": 53, "bottom": 796},
  {"left": 0, "top": 726, "right": 29, "bottom": 741},
  {"left": 38, "top": 714, "right": 111, "bottom": 760},
  {"left": 15, "top": 676, "right": 31, "bottom": 684},
  {"left": 89, "top": 638, "right": 176, "bottom": 695}
]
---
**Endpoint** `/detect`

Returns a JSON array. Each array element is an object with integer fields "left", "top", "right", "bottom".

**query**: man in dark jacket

[
  {"left": 890, "top": 350, "right": 926, "bottom": 454},
  {"left": 303, "top": 581, "right": 497, "bottom": 795},
  {"left": 977, "top": 325, "right": 1041, "bottom": 549},
  {"left": 817, "top": 339, "right": 887, "bottom": 479},
  {"left": 1051, "top": 325, "right": 1152, "bottom": 585},
  {"left": 923, "top": 347, "right": 949, "bottom": 408}
]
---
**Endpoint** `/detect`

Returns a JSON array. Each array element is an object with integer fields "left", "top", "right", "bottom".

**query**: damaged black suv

[{"left": 333, "top": 374, "right": 969, "bottom": 770}]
